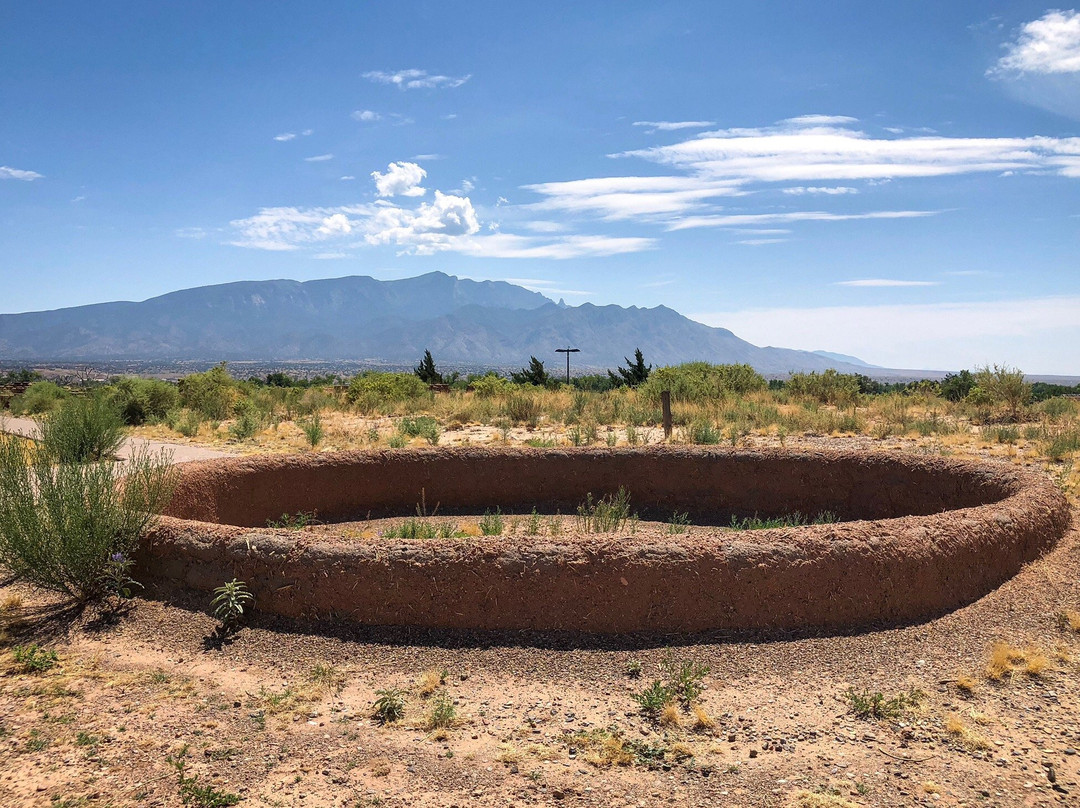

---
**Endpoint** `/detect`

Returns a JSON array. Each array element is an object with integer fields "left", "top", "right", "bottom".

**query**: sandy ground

[{"left": 0, "top": 433, "right": 1077, "bottom": 807}]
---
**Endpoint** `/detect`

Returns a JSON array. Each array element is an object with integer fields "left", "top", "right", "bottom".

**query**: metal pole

[{"left": 555, "top": 347, "right": 580, "bottom": 385}]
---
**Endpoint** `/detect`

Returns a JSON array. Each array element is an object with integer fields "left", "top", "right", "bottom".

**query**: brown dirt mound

[{"left": 137, "top": 447, "right": 1070, "bottom": 634}]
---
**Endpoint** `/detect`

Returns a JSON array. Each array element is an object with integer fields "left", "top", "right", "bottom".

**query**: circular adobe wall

[{"left": 138, "top": 447, "right": 1071, "bottom": 634}]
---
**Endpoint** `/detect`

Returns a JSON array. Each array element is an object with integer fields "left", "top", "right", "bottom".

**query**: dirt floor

[{"left": 1, "top": 436, "right": 1078, "bottom": 807}]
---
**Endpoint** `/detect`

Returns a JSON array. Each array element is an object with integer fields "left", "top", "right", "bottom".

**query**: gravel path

[{"left": 0, "top": 414, "right": 235, "bottom": 464}]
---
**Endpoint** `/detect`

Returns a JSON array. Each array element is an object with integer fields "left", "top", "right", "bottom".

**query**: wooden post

[{"left": 661, "top": 390, "right": 672, "bottom": 440}]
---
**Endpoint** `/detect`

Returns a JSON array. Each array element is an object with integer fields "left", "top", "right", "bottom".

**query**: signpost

[{"left": 555, "top": 347, "right": 580, "bottom": 385}]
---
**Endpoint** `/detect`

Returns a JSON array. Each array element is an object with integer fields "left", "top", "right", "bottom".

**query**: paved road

[{"left": 0, "top": 415, "right": 234, "bottom": 464}]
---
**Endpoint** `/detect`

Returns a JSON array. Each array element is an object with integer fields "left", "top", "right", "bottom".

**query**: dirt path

[{"left": 0, "top": 415, "right": 235, "bottom": 464}]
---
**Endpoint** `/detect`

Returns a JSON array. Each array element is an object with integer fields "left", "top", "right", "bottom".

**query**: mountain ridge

[{"left": 0, "top": 272, "right": 875, "bottom": 375}]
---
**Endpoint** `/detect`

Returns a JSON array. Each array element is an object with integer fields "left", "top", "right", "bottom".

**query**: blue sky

[{"left": 2, "top": 1, "right": 1079, "bottom": 373}]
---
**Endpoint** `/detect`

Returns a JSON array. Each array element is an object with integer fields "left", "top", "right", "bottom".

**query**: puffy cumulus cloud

[
  {"left": 351, "top": 110, "right": 381, "bottom": 122},
  {"left": 362, "top": 68, "right": 471, "bottom": 90},
  {"left": 994, "top": 10, "right": 1080, "bottom": 75},
  {"left": 0, "top": 165, "right": 43, "bottom": 181},
  {"left": 317, "top": 213, "right": 353, "bottom": 236},
  {"left": 229, "top": 204, "right": 378, "bottom": 251},
  {"left": 363, "top": 191, "right": 480, "bottom": 253},
  {"left": 274, "top": 132, "right": 296, "bottom": 141},
  {"left": 372, "top": 161, "right": 427, "bottom": 197}
]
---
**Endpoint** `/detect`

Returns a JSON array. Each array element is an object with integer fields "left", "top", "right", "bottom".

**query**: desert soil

[{"left": 0, "top": 434, "right": 1077, "bottom": 808}]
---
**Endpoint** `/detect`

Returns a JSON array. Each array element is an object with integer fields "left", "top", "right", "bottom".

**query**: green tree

[
  {"left": 940, "top": 370, "right": 975, "bottom": 402},
  {"left": 178, "top": 363, "right": 236, "bottom": 420},
  {"left": 974, "top": 364, "right": 1030, "bottom": 421},
  {"left": 608, "top": 349, "right": 652, "bottom": 388},
  {"left": 414, "top": 349, "right": 444, "bottom": 384},
  {"left": 511, "top": 356, "right": 551, "bottom": 387}
]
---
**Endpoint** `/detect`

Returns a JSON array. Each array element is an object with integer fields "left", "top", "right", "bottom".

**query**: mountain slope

[{"left": 0, "top": 272, "right": 869, "bottom": 374}]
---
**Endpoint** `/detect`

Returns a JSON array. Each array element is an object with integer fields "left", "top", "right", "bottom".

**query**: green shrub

[
  {"left": 728, "top": 511, "right": 837, "bottom": 530},
  {"left": 426, "top": 691, "right": 457, "bottom": 729},
  {"left": 1041, "top": 397, "right": 1078, "bottom": 419},
  {"left": 845, "top": 688, "right": 924, "bottom": 720},
  {"left": 1044, "top": 428, "right": 1080, "bottom": 461},
  {"left": 633, "top": 680, "right": 673, "bottom": 716},
  {"left": 667, "top": 512, "right": 691, "bottom": 534},
  {"left": 372, "top": 688, "right": 407, "bottom": 723},
  {"left": 178, "top": 363, "right": 236, "bottom": 421},
  {"left": 228, "top": 400, "right": 262, "bottom": 441},
  {"left": 10, "top": 381, "right": 68, "bottom": 415},
  {"left": 786, "top": 369, "right": 861, "bottom": 406},
  {"left": 501, "top": 392, "right": 542, "bottom": 425},
  {"left": 108, "top": 377, "right": 180, "bottom": 425},
  {"left": 576, "top": 488, "right": 636, "bottom": 533},
  {"left": 974, "top": 364, "right": 1031, "bottom": 421},
  {"left": 469, "top": 373, "right": 514, "bottom": 397},
  {"left": 688, "top": 419, "right": 721, "bottom": 445},
  {"left": 660, "top": 655, "right": 709, "bottom": 706},
  {"left": 0, "top": 437, "right": 175, "bottom": 600},
  {"left": 299, "top": 412, "right": 324, "bottom": 448},
  {"left": 39, "top": 394, "right": 126, "bottom": 463},
  {"left": 640, "top": 362, "right": 765, "bottom": 403},
  {"left": 347, "top": 372, "right": 428, "bottom": 410},
  {"left": 399, "top": 416, "right": 440, "bottom": 445},
  {"left": 382, "top": 519, "right": 464, "bottom": 539},
  {"left": 479, "top": 508, "right": 504, "bottom": 536}
]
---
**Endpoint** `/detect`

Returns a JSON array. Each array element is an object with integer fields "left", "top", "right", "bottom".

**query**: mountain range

[{"left": 0, "top": 272, "right": 876, "bottom": 375}]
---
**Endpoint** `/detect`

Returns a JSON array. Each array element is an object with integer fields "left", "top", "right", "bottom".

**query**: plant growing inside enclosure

[
  {"left": 299, "top": 412, "right": 324, "bottom": 448},
  {"left": 372, "top": 687, "right": 407, "bottom": 723},
  {"left": 576, "top": 488, "right": 636, "bottom": 533}
]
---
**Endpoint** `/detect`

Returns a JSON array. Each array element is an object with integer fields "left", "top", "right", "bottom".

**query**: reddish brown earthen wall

[{"left": 137, "top": 447, "right": 1071, "bottom": 634}]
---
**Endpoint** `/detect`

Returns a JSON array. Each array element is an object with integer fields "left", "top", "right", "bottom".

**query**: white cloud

[
  {"left": 371, "top": 161, "right": 427, "bottom": 197},
  {"left": 665, "top": 210, "right": 937, "bottom": 231},
  {"left": 994, "top": 10, "right": 1080, "bottom": 75},
  {"left": 452, "top": 233, "right": 655, "bottom": 259},
  {"left": 633, "top": 120, "right": 716, "bottom": 131},
  {"left": 351, "top": 109, "right": 381, "bottom": 122},
  {"left": 0, "top": 165, "right": 43, "bottom": 181},
  {"left": 837, "top": 278, "right": 940, "bottom": 287},
  {"left": 175, "top": 227, "right": 208, "bottom": 239},
  {"left": 301, "top": 129, "right": 314, "bottom": 136},
  {"left": 340, "top": 175, "right": 356, "bottom": 181},
  {"left": 274, "top": 133, "right": 296, "bottom": 141},
  {"left": 523, "top": 175, "right": 744, "bottom": 221},
  {"left": 782, "top": 186, "right": 859, "bottom": 195},
  {"left": 363, "top": 191, "right": 480, "bottom": 252},
  {"left": 614, "top": 117, "right": 1080, "bottom": 184},
  {"left": 317, "top": 213, "right": 353, "bottom": 236},
  {"left": 737, "top": 238, "right": 788, "bottom": 246},
  {"left": 363, "top": 69, "right": 471, "bottom": 90},
  {"left": 313, "top": 252, "right": 349, "bottom": 260},
  {"left": 690, "top": 296, "right": 1080, "bottom": 374},
  {"left": 780, "top": 114, "right": 859, "bottom": 127},
  {"left": 304, "top": 154, "right": 334, "bottom": 162}
]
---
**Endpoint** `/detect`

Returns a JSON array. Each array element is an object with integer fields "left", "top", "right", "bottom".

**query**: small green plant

[
  {"left": 372, "top": 688, "right": 407, "bottom": 723},
  {"left": 399, "top": 416, "right": 440, "bottom": 445},
  {"left": 845, "top": 687, "right": 925, "bottom": 720},
  {"left": 523, "top": 508, "right": 543, "bottom": 535},
  {"left": 632, "top": 679, "right": 674, "bottom": 717},
  {"left": 299, "top": 412, "right": 324, "bottom": 448},
  {"left": 625, "top": 659, "right": 643, "bottom": 678},
  {"left": 13, "top": 644, "right": 59, "bottom": 673},
  {"left": 210, "top": 579, "right": 254, "bottom": 635},
  {"left": 308, "top": 664, "right": 347, "bottom": 698},
  {"left": 176, "top": 409, "right": 202, "bottom": 438},
  {"left": 167, "top": 745, "right": 241, "bottom": 807},
  {"left": 227, "top": 401, "right": 262, "bottom": 441},
  {"left": 382, "top": 519, "right": 465, "bottom": 539},
  {"left": 576, "top": 487, "right": 636, "bottom": 533},
  {"left": 24, "top": 728, "right": 50, "bottom": 752},
  {"left": 387, "top": 433, "right": 408, "bottom": 448},
  {"left": 660, "top": 654, "right": 709, "bottom": 706},
  {"left": 97, "top": 551, "right": 142, "bottom": 609},
  {"left": 728, "top": 511, "right": 838, "bottom": 530},
  {"left": 666, "top": 512, "right": 691, "bottom": 534},
  {"left": 688, "top": 419, "right": 721, "bottom": 445},
  {"left": 426, "top": 690, "right": 457, "bottom": 730},
  {"left": 266, "top": 511, "right": 317, "bottom": 529},
  {"left": 478, "top": 508, "right": 504, "bottom": 536}
]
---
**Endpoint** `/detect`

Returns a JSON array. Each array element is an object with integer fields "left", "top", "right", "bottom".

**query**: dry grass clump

[
  {"left": 921, "top": 782, "right": 943, "bottom": 794},
  {"left": 985, "top": 642, "right": 1050, "bottom": 680},
  {"left": 581, "top": 733, "right": 634, "bottom": 768},
  {"left": 416, "top": 667, "right": 447, "bottom": 697},
  {"left": 944, "top": 714, "right": 991, "bottom": 751},
  {"left": 790, "top": 790, "right": 862, "bottom": 808},
  {"left": 1, "top": 594, "right": 23, "bottom": 613},
  {"left": 692, "top": 703, "right": 716, "bottom": 731},
  {"left": 954, "top": 675, "right": 977, "bottom": 695},
  {"left": 659, "top": 702, "right": 681, "bottom": 727}
]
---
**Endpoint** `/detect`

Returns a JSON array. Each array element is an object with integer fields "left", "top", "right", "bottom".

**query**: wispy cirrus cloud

[
  {"left": 522, "top": 176, "right": 745, "bottom": 221},
  {"left": 665, "top": 210, "right": 937, "bottom": 231},
  {"left": 0, "top": 165, "right": 43, "bottom": 181},
  {"left": 633, "top": 120, "right": 716, "bottom": 132},
  {"left": 836, "top": 278, "right": 940, "bottom": 287},
  {"left": 993, "top": 10, "right": 1080, "bottom": 75},
  {"left": 304, "top": 154, "right": 334, "bottom": 162},
  {"left": 363, "top": 68, "right": 471, "bottom": 90},
  {"left": 274, "top": 133, "right": 297, "bottom": 141},
  {"left": 782, "top": 186, "right": 858, "bottom": 195}
]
